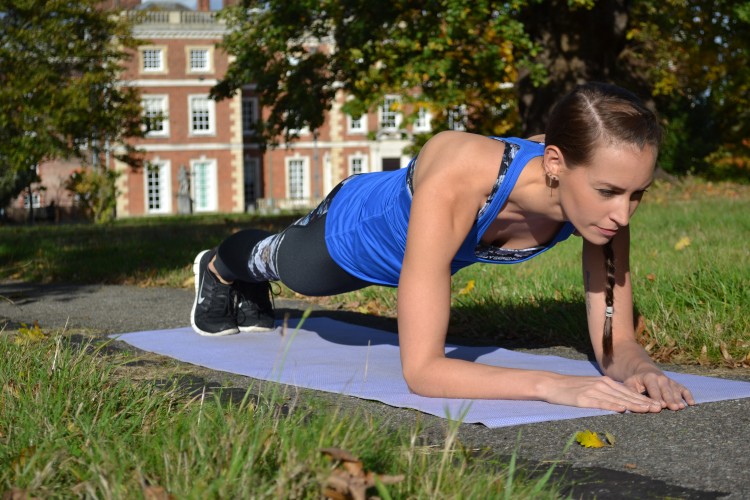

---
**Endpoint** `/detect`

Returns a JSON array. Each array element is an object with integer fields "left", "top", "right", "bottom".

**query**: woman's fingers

[
  {"left": 550, "top": 376, "right": 662, "bottom": 412},
  {"left": 639, "top": 373, "right": 696, "bottom": 411}
]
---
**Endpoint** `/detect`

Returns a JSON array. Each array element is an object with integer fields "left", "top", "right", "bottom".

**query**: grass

[
  {"left": 1, "top": 178, "right": 748, "bottom": 365},
  {"left": 1, "top": 178, "right": 747, "bottom": 497},
  {"left": 0, "top": 329, "right": 563, "bottom": 498}
]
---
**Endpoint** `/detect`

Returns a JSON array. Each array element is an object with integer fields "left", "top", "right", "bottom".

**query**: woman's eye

[{"left": 598, "top": 189, "right": 615, "bottom": 198}]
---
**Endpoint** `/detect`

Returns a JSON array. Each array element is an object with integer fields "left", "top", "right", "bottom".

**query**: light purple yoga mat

[{"left": 113, "top": 317, "right": 750, "bottom": 428}]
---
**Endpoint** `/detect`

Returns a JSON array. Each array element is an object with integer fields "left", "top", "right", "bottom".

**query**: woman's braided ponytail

[{"left": 602, "top": 240, "right": 616, "bottom": 359}]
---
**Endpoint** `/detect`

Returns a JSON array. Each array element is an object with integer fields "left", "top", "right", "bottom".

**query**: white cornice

[
  {"left": 135, "top": 143, "right": 240, "bottom": 152},
  {"left": 133, "top": 29, "right": 228, "bottom": 39},
  {"left": 122, "top": 79, "right": 219, "bottom": 87}
]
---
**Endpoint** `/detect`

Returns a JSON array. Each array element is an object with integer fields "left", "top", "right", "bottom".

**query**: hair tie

[{"left": 605, "top": 306, "right": 614, "bottom": 318}]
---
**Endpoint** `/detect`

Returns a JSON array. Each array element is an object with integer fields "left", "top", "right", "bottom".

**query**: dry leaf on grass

[
  {"left": 321, "top": 447, "right": 404, "bottom": 500},
  {"left": 674, "top": 236, "right": 691, "bottom": 251},
  {"left": 457, "top": 280, "right": 475, "bottom": 295},
  {"left": 142, "top": 485, "right": 175, "bottom": 500}
]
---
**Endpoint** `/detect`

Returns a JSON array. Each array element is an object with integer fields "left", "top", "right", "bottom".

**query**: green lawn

[
  {"left": 1, "top": 178, "right": 748, "bottom": 497},
  {"left": 1, "top": 179, "right": 748, "bottom": 365},
  {"left": 0, "top": 328, "right": 562, "bottom": 498}
]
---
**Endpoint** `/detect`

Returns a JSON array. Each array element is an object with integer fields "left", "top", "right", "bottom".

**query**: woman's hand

[
  {"left": 623, "top": 367, "right": 696, "bottom": 411},
  {"left": 540, "top": 374, "right": 665, "bottom": 413}
]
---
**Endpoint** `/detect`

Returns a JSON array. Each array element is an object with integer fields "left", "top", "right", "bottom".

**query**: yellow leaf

[
  {"left": 575, "top": 430, "right": 605, "bottom": 448},
  {"left": 674, "top": 236, "right": 691, "bottom": 251},
  {"left": 604, "top": 431, "right": 616, "bottom": 447},
  {"left": 458, "top": 280, "right": 475, "bottom": 295}
]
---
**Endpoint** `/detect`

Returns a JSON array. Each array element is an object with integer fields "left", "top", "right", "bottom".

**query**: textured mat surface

[{"left": 113, "top": 317, "right": 750, "bottom": 428}]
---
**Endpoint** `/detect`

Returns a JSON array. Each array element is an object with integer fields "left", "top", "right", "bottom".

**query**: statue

[{"left": 177, "top": 165, "right": 192, "bottom": 214}]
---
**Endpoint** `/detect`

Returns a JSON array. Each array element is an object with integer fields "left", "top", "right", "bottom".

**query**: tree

[
  {"left": 626, "top": 0, "right": 750, "bottom": 178},
  {"left": 213, "top": 0, "right": 542, "bottom": 149},
  {"left": 0, "top": 0, "right": 145, "bottom": 212},
  {"left": 215, "top": 0, "right": 750, "bottom": 179}
]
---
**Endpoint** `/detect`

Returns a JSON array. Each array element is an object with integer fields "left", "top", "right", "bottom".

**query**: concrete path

[{"left": 2, "top": 282, "right": 748, "bottom": 499}]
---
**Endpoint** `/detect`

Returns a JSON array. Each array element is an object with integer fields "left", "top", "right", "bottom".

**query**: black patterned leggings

[{"left": 212, "top": 180, "right": 371, "bottom": 297}]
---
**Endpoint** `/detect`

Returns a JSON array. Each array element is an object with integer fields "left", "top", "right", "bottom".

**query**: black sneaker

[
  {"left": 191, "top": 249, "right": 239, "bottom": 336},
  {"left": 233, "top": 280, "right": 276, "bottom": 332}
]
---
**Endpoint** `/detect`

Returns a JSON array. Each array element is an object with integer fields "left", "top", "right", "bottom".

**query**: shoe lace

[
  {"left": 212, "top": 283, "right": 236, "bottom": 319},
  {"left": 235, "top": 281, "right": 279, "bottom": 315}
]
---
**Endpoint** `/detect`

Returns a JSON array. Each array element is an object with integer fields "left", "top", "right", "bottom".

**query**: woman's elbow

[{"left": 402, "top": 365, "right": 441, "bottom": 398}]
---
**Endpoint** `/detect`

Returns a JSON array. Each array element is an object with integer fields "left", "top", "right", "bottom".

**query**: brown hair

[{"left": 545, "top": 82, "right": 662, "bottom": 361}]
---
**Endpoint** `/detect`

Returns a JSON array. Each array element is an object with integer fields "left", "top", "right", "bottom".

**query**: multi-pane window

[
  {"left": 23, "top": 192, "right": 41, "bottom": 209},
  {"left": 192, "top": 160, "right": 217, "bottom": 211},
  {"left": 348, "top": 114, "right": 366, "bottom": 134},
  {"left": 189, "top": 48, "right": 210, "bottom": 72},
  {"left": 414, "top": 107, "right": 432, "bottom": 132},
  {"left": 142, "top": 96, "right": 168, "bottom": 136},
  {"left": 242, "top": 97, "right": 258, "bottom": 134},
  {"left": 146, "top": 161, "right": 170, "bottom": 214},
  {"left": 142, "top": 48, "right": 163, "bottom": 72},
  {"left": 379, "top": 95, "right": 401, "bottom": 130},
  {"left": 189, "top": 96, "right": 214, "bottom": 134},
  {"left": 287, "top": 159, "right": 306, "bottom": 200},
  {"left": 448, "top": 106, "right": 467, "bottom": 131},
  {"left": 349, "top": 156, "right": 366, "bottom": 175},
  {"left": 244, "top": 156, "right": 260, "bottom": 210}
]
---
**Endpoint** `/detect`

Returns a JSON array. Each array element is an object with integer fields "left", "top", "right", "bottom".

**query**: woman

[{"left": 191, "top": 82, "right": 695, "bottom": 413}]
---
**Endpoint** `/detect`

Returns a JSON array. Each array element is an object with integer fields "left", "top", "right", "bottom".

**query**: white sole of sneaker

[
  {"left": 238, "top": 324, "right": 276, "bottom": 333},
  {"left": 190, "top": 249, "right": 239, "bottom": 337}
]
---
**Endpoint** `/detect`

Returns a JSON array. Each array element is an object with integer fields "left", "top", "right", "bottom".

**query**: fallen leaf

[
  {"left": 320, "top": 448, "right": 403, "bottom": 500},
  {"left": 457, "top": 280, "right": 475, "bottom": 295},
  {"left": 674, "top": 236, "right": 691, "bottom": 251},
  {"left": 646, "top": 273, "right": 656, "bottom": 282},
  {"left": 143, "top": 485, "right": 174, "bottom": 500},
  {"left": 624, "top": 463, "right": 638, "bottom": 470},
  {"left": 604, "top": 431, "right": 616, "bottom": 447},
  {"left": 720, "top": 342, "right": 733, "bottom": 362},
  {"left": 699, "top": 345, "right": 709, "bottom": 365},
  {"left": 575, "top": 430, "right": 605, "bottom": 448}
]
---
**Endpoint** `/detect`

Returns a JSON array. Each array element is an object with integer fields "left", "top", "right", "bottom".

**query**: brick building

[{"left": 15, "top": 0, "right": 436, "bottom": 221}]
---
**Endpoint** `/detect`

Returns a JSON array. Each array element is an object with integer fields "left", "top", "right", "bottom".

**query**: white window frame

[
  {"left": 347, "top": 114, "right": 367, "bottom": 134},
  {"left": 191, "top": 159, "right": 218, "bottom": 212},
  {"left": 348, "top": 153, "right": 368, "bottom": 176},
  {"left": 286, "top": 156, "right": 310, "bottom": 202},
  {"left": 242, "top": 97, "right": 259, "bottom": 134},
  {"left": 23, "top": 192, "right": 42, "bottom": 209},
  {"left": 189, "top": 95, "right": 216, "bottom": 136},
  {"left": 448, "top": 105, "right": 467, "bottom": 131},
  {"left": 186, "top": 46, "right": 212, "bottom": 74},
  {"left": 379, "top": 95, "right": 402, "bottom": 131},
  {"left": 142, "top": 95, "right": 169, "bottom": 137},
  {"left": 413, "top": 106, "right": 432, "bottom": 133},
  {"left": 140, "top": 46, "right": 166, "bottom": 73},
  {"left": 145, "top": 160, "right": 172, "bottom": 214}
]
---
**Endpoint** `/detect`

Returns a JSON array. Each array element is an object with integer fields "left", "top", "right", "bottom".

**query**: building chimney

[{"left": 197, "top": 0, "right": 210, "bottom": 11}]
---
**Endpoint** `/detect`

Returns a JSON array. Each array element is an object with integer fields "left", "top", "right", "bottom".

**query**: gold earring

[{"left": 545, "top": 173, "right": 559, "bottom": 188}]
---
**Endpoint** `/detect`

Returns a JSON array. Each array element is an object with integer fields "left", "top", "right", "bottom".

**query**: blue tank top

[{"left": 325, "top": 137, "right": 575, "bottom": 286}]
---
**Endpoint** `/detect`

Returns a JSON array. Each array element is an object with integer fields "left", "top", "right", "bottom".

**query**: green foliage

[
  {"left": 64, "top": 168, "right": 120, "bottom": 224},
  {"left": 628, "top": 0, "right": 750, "bottom": 180},
  {"left": 0, "top": 0, "right": 145, "bottom": 180},
  {"left": 0, "top": 167, "right": 39, "bottom": 213},
  {"left": 214, "top": 0, "right": 750, "bottom": 180},
  {"left": 214, "top": 0, "right": 539, "bottom": 147},
  {"left": 0, "top": 334, "right": 562, "bottom": 497}
]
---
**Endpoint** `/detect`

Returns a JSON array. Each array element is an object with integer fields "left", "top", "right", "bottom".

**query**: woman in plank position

[{"left": 191, "top": 82, "right": 695, "bottom": 412}]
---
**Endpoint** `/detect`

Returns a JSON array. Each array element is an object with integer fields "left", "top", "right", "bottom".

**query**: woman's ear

[{"left": 543, "top": 145, "right": 565, "bottom": 178}]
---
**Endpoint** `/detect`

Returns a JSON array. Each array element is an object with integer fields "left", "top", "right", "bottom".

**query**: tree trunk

[{"left": 516, "top": 0, "right": 637, "bottom": 135}]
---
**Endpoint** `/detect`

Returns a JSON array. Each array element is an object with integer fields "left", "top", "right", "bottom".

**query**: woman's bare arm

[
  {"left": 396, "top": 132, "right": 677, "bottom": 411},
  {"left": 582, "top": 228, "right": 695, "bottom": 410}
]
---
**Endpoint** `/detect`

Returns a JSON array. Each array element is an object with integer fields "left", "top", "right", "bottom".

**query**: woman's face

[{"left": 557, "top": 143, "right": 657, "bottom": 245}]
